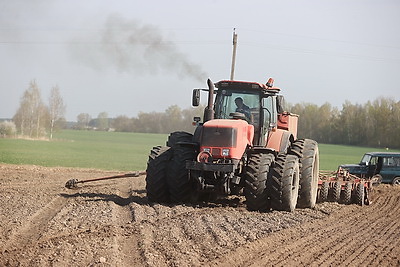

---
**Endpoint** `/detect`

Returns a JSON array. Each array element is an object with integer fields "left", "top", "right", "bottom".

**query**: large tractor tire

[
  {"left": 166, "top": 145, "right": 197, "bottom": 203},
  {"left": 145, "top": 146, "right": 172, "bottom": 203},
  {"left": 244, "top": 153, "right": 275, "bottom": 212},
  {"left": 166, "top": 131, "right": 193, "bottom": 147},
  {"left": 340, "top": 182, "right": 352, "bottom": 205},
  {"left": 268, "top": 154, "right": 300, "bottom": 212},
  {"left": 289, "top": 139, "right": 319, "bottom": 209},
  {"left": 318, "top": 181, "right": 329, "bottom": 203}
]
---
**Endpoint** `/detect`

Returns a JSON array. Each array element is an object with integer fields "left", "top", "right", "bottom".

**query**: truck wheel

[
  {"left": 392, "top": 177, "right": 400, "bottom": 185},
  {"left": 244, "top": 153, "right": 275, "bottom": 212},
  {"left": 145, "top": 146, "right": 172, "bottom": 203},
  {"left": 318, "top": 181, "right": 329, "bottom": 202},
  {"left": 166, "top": 131, "right": 193, "bottom": 147},
  {"left": 340, "top": 182, "right": 352, "bottom": 204},
  {"left": 354, "top": 183, "right": 365, "bottom": 206},
  {"left": 166, "top": 145, "right": 197, "bottom": 203},
  {"left": 268, "top": 154, "right": 300, "bottom": 212},
  {"left": 289, "top": 139, "right": 319, "bottom": 209},
  {"left": 329, "top": 181, "right": 341, "bottom": 202}
]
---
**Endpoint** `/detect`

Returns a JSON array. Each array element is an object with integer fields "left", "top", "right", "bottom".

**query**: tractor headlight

[
  {"left": 203, "top": 148, "right": 211, "bottom": 153},
  {"left": 222, "top": 149, "right": 230, "bottom": 156}
]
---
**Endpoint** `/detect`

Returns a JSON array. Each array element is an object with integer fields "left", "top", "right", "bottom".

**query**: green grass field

[
  {"left": 0, "top": 130, "right": 399, "bottom": 171},
  {"left": 0, "top": 130, "right": 168, "bottom": 171}
]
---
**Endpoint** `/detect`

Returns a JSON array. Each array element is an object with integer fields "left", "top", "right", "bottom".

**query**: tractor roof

[{"left": 215, "top": 80, "right": 281, "bottom": 92}]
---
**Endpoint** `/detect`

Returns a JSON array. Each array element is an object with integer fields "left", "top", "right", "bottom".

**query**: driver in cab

[{"left": 234, "top": 97, "right": 251, "bottom": 121}]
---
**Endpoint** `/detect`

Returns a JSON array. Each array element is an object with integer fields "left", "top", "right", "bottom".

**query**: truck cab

[{"left": 340, "top": 152, "right": 400, "bottom": 185}]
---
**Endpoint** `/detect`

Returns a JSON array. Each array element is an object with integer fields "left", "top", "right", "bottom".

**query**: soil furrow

[{"left": 1, "top": 164, "right": 399, "bottom": 266}]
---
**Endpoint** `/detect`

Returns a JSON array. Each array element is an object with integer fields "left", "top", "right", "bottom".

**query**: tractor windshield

[{"left": 215, "top": 90, "right": 260, "bottom": 123}]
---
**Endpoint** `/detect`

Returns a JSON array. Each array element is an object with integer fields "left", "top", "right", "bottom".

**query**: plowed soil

[{"left": 1, "top": 164, "right": 399, "bottom": 266}]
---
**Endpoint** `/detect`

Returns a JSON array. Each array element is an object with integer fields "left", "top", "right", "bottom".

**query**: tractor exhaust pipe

[{"left": 204, "top": 78, "right": 215, "bottom": 122}]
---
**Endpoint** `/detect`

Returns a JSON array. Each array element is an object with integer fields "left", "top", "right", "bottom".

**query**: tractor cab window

[
  {"left": 215, "top": 90, "right": 260, "bottom": 123},
  {"left": 262, "top": 96, "right": 277, "bottom": 128}
]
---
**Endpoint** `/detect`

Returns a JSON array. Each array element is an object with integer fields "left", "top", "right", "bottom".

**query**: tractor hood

[{"left": 199, "top": 119, "right": 254, "bottom": 160}]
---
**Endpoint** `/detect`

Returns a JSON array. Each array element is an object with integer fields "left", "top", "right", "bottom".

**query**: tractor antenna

[{"left": 230, "top": 28, "right": 238, "bottom": 81}]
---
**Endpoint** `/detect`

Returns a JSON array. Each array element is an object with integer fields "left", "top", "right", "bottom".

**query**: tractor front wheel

[
  {"left": 145, "top": 146, "right": 172, "bottom": 203},
  {"left": 166, "top": 145, "right": 197, "bottom": 203},
  {"left": 166, "top": 131, "right": 193, "bottom": 147}
]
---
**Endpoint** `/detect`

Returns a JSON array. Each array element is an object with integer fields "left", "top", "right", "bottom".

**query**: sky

[{"left": 1, "top": 0, "right": 399, "bottom": 121}]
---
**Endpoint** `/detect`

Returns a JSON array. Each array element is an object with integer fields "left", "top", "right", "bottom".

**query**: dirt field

[{"left": 0, "top": 164, "right": 399, "bottom": 266}]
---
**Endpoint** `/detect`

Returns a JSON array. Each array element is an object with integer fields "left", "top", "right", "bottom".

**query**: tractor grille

[
  {"left": 211, "top": 148, "right": 221, "bottom": 157},
  {"left": 201, "top": 127, "right": 237, "bottom": 147}
]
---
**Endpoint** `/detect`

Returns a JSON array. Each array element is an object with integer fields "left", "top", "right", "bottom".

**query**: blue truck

[{"left": 339, "top": 152, "right": 400, "bottom": 185}]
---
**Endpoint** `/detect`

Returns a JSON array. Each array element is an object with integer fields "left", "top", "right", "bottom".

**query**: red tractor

[{"left": 146, "top": 78, "right": 319, "bottom": 212}]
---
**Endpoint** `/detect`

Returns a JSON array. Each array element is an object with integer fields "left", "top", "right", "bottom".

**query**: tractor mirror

[
  {"left": 276, "top": 95, "right": 285, "bottom": 114},
  {"left": 192, "top": 89, "right": 200, "bottom": 106}
]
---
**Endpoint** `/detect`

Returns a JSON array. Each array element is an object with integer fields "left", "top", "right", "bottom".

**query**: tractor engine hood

[{"left": 199, "top": 119, "right": 254, "bottom": 160}]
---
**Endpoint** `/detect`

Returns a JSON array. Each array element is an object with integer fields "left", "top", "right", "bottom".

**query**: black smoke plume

[{"left": 71, "top": 14, "right": 207, "bottom": 81}]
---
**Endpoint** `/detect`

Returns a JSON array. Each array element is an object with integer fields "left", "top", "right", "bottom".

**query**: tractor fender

[{"left": 266, "top": 129, "right": 294, "bottom": 153}]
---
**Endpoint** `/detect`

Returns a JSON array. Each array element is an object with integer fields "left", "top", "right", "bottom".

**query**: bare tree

[
  {"left": 97, "top": 112, "right": 109, "bottom": 130},
  {"left": 48, "top": 85, "right": 66, "bottom": 139},
  {"left": 113, "top": 115, "right": 134, "bottom": 132},
  {"left": 13, "top": 80, "right": 49, "bottom": 138},
  {"left": 77, "top": 113, "right": 91, "bottom": 129}
]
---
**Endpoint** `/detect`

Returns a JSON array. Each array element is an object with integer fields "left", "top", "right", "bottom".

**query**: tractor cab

[
  {"left": 192, "top": 78, "right": 288, "bottom": 148},
  {"left": 213, "top": 80, "right": 281, "bottom": 147}
]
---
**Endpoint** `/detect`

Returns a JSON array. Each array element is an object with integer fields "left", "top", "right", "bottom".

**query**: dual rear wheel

[{"left": 244, "top": 139, "right": 319, "bottom": 212}]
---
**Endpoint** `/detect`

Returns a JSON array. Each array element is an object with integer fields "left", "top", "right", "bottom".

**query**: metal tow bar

[{"left": 65, "top": 171, "right": 146, "bottom": 189}]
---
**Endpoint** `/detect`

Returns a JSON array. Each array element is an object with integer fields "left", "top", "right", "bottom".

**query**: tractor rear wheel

[
  {"left": 146, "top": 146, "right": 172, "bottom": 203},
  {"left": 289, "top": 139, "right": 319, "bottom": 209},
  {"left": 244, "top": 153, "right": 274, "bottom": 212},
  {"left": 340, "top": 182, "right": 352, "bottom": 204},
  {"left": 318, "top": 181, "right": 329, "bottom": 202},
  {"left": 268, "top": 154, "right": 300, "bottom": 212},
  {"left": 354, "top": 183, "right": 365, "bottom": 206},
  {"left": 166, "top": 145, "right": 197, "bottom": 203}
]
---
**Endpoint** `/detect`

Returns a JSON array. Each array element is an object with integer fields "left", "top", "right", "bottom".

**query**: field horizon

[{"left": 1, "top": 130, "right": 399, "bottom": 171}]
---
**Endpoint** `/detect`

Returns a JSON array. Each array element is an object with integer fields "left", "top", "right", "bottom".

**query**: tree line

[
  {"left": 6, "top": 80, "right": 399, "bottom": 149},
  {"left": 75, "top": 97, "right": 399, "bottom": 149},
  {"left": 290, "top": 97, "right": 400, "bottom": 149},
  {"left": 75, "top": 105, "right": 204, "bottom": 134}
]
